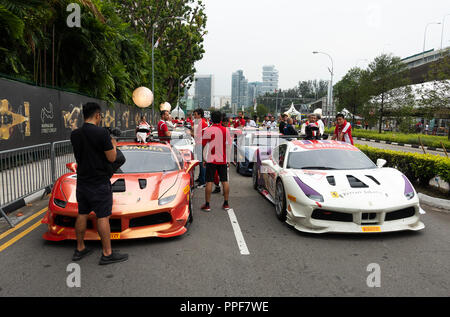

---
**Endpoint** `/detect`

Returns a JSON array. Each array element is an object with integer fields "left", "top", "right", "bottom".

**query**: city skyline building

[
  {"left": 231, "top": 70, "right": 248, "bottom": 110},
  {"left": 261, "top": 65, "right": 279, "bottom": 95},
  {"left": 194, "top": 74, "right": 214, "bottom": 110},
  {"left": 247, "top": 81, "right": 263, "bottom": 107}
]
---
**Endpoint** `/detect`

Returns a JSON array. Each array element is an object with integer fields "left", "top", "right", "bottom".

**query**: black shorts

[
  {"left": 205, "top": 163, "right": 228, "bottom": 183},
  {"left": 76, "top": 182, "right": 113, "bottom": 219}
]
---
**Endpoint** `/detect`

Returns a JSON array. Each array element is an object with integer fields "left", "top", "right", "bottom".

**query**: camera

[{"left": 105, "top": 127, "right": 121, "bottom": 138}]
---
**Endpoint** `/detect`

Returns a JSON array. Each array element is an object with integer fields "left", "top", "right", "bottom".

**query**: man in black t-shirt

[
  {"left": 279, "top": 114, "right": 288, "bottom": 134},
  {"left": 70, "top": 102, "right": 128, "bottom": 265}
]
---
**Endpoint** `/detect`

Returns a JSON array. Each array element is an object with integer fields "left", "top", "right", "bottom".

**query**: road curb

[
  {"left": 418, "top": 193, "right": 450, "bottom": 213},
  {"left": 356, "top": 137, "right": 446, "bottom": 153}
]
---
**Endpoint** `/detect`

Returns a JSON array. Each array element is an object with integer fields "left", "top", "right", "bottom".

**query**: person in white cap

[{"left": 314, "top": 109, "right": 325, "bottom": 137}]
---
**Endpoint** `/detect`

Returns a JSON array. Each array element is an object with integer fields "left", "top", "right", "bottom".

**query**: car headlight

[
  {"left": 53, "top": 198, "right": 67, "bottom": 208},
  {"left": 293, "top": 176, "right": 324, "bottom": 202},
  {"left": 402, "top": 175, "right": 415, "bottom": 200},
  {"left": 158, "top": 194, "right": 177, "bottom": 206}
]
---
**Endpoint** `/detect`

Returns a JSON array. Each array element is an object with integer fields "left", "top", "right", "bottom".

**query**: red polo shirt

[{"left": 202, "top": 124, "right": 231, "bottom": 165}]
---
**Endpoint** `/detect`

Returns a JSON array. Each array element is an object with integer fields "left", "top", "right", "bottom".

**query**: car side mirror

[
  {"left": 261, "top": 159, "right": 273, "bottom": 168},
  {"left": 186, "top": 160, "right": 199, "bottom": 174},
  {"left": 376, "top": 159, "right": 387, "bottom": 168},
  {"left": 66, "top": 162, "right": 77, "bottom": 172}
]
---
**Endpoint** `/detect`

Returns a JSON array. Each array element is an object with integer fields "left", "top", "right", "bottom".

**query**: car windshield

[
  {"left": 170, "top": 138, "right": 191, "bottom": 146},
  {"left": 287, "top": 149, "right": 376, "bottom": 170},
  {"left": 117, "top": 145, "right": 179, "bottom": 173},
  {"left": 251, "top": 136, "right": 280, "bottom": 147}
]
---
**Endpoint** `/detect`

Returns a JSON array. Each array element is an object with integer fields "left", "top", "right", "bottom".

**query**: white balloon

[
  {"left": 160, "top": 102, "right": 171, "bottom": 112},
  {"left": 132, "top": 87, "right": 154, "bottom": 108}
]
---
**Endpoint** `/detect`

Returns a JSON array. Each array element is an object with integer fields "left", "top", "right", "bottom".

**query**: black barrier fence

[{"left": 0, "top": 76, "right": 152, "bottom": 152}]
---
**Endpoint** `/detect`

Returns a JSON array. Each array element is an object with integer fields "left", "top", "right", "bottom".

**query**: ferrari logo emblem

[{"left": 331, "top": 192, "right": 339, "bottom": 198}]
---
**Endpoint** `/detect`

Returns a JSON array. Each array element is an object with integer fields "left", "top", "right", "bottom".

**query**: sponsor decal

[
  {"left": 110, "top": 233, "right": 121, "bottom": 239},
  {"left": 331, "top": 192, "right": 339, "bottom": 198},
  {"left": 287, "top": 194, "right": 296, "bottom": 202},
  {"left": 293, "top": 140, "right": 358, "bottom": 151},
  {"left": 362, "top": 226, "right": 381, "bottom": 233},
  {"left": 341, "top": 190, "right": 384, "bottom": 197},
  {"left": 300, "top": 170, "right": 327, "bottom": 181},
  {"left": 183, "top": 185, "right": 190, "bottom": 195},
  {"left": 119, "top": 145, "right": 167, "bottom": 152}
]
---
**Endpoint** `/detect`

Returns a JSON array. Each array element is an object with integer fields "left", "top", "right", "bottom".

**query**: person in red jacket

[{"left": 332, "top": 113, "right": 354, "bottom": 145}]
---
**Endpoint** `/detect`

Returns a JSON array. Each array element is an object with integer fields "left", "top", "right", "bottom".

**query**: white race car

[{"left": 253, "top": 139, "right": 425, "bottom": 234}]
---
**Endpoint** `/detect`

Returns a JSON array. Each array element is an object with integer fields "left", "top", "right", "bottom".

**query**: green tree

[
  {"left": 334, "top": 67, "right": 369, "bottom": 126},
  {"left": 364, "top": 54, "right": 411, "bottom": 133},
  {"left": 111, "top": 0, "right": 207, "bottom": 106},
  {"left": 419, "top": 51, "right": 450, "bottom": 139}
]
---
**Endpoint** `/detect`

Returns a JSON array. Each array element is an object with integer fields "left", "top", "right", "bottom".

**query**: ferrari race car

[
  {"left": 234, "top": 131, "right": 282, "bottom": 176},
  {"left": 151, "top": 128, "right": 194, "bottom": 154},
  {"left": 42, "top": 141, "right": 198, "bottom": 241},
  {"left": 253, "top": 139, "right": 425, "bottom": 234}
]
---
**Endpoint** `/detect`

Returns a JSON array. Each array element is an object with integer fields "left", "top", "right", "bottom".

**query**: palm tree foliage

[{"left": 0, "top": 0, "right": 206, "bottom": 108}]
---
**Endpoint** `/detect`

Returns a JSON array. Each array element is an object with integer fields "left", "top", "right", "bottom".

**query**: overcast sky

[{"left": 194, "top": 0, "right": 450, "bottom": 97}]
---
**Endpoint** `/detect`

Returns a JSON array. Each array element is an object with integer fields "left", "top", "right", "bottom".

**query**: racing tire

[
  {"left": 275, "top": 180, "right": 287, "bottom": 221},
  {"left": 236, "top": 161, "right": 240, "bottom": 174},
  {"left": 185, "top": 188, "right": 194, "bottom": 231},
  {"left": 252, "top": 166, "right": 259, "bottom": 190}
]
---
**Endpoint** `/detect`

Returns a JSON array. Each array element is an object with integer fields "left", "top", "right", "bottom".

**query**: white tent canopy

[
  {"left": 171, "top": 105, "right": 185, "bottom": 119},
  {"left": 341, "top": 108, "right": 363, "bottom": 120},
  {"left": 284, "top": 103, "right": 301, "bottom": 117}
]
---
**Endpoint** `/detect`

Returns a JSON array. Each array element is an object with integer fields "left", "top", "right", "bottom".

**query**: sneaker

[
  {"left": 201, "top": 204, "right": 211, "bottom": 212},
  {"left": 72, "top": 247, "right": 93, "bottom": 261},
  {"left": 213, "top": 186, "right": 221, "bottom": 194},
  {"left": 222, "top": 203, "right": 231, "bottom": 211},
  {"left": 99, "top": 251, "right": 129, "bottom": 265},
  {"left": 196, "top": 183, "right": 206, "bottom": 189}
]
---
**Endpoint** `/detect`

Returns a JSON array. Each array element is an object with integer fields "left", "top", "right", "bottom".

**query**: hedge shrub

[
  {"left": 325, "top": 128, "right": 450, "bottom": 149},
  {"left": 356, "top": 144, "right": 450, "bottom": 186}
]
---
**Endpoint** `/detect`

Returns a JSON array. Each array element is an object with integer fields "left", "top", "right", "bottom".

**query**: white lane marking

[{"left": 227, "top": 208, "right": 250, "bottom": 255}]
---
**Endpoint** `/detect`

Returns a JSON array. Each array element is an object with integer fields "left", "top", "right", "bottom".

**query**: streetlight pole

[
  {"left": 177, "top": 74, "right": 190, "bottom": 118},
  {"left": 441, "top": 14, "right": 450, "bottom": 52},
  {"left": 151, "top": 16, "right": 185, "bottom": 125},
  {"left": 313, "top": 51, "right": 334, "bottom": 128},
  {"left": 423, "top": 22, "right": 441, "bottom": 63}
]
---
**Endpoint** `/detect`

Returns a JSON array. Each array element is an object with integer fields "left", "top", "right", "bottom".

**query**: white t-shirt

[
  {"left": 247, "top": 120, "right": 257, "bottom": 128},
  {"left": 317, "top": 119, "right": 325, "bottom": 135}
]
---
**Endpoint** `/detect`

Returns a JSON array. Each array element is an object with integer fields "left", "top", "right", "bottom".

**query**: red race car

[{"left": 42, "top": 141, "right": 198, "bottom": 241}]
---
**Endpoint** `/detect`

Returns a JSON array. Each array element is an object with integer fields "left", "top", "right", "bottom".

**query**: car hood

[
  {"left": 58, "top": 171, "right": 181, "bottom": 212},
  {"left": 289, "top": 167, "right": 418, "bottom": 209}
]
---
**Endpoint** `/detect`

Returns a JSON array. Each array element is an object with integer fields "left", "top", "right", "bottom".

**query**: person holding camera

[{"left": 70, "top": 102, "right": 128, "bottom": 265}]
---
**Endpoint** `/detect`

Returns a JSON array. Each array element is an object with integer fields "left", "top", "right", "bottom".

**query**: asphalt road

[{"left": 0, "top": 168, "right": 449, "bottom": 297}]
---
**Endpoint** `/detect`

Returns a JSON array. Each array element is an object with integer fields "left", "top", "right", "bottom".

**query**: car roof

[
  {"left": 117, "top": 141, "right": 172, "bottom": 149},
  {"left": 289, "top": 140, "right": 359, "bottom": 152}
]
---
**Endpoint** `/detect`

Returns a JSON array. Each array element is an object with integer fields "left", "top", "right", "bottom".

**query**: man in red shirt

[
  {"left": 332, "top": 113, "right": 354, "bottom": 145},
  {"left": 158, "top": 110, "right": 171, "bottom": 143},
  {"left": 201, "top": 111, "right": 232, "bottom": 211},
  {"left": 233, "top": 112, "right": 246, "bottom": 128}
]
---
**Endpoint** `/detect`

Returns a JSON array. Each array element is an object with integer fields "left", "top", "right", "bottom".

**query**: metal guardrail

[
  {"left": 0, "top": 129, "right": 136, "bottom": 227},
  {"left": 0, "top": 141, "right": 76, "bottom": 227}
]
